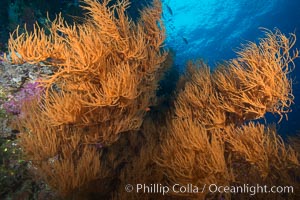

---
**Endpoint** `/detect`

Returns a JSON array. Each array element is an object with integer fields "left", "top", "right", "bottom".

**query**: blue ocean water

[{"left": 161, "top": 0, "right": 300, "bottom": 135}]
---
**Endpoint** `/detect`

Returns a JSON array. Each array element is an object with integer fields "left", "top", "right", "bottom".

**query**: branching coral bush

[
  {"left": 5, "top": 0, "right": 167, "bottom": 196},
  {"left": 5, "top": 0, "right": 167, "bottom": 145},
  {"left": 213, "top": 29, "right": 298, "bottom": 123},
  {"left": 155, "top": 30, "right": 299, "bottom": 200},
  {"left": 3, "top": 0, "right": 300, "bottom": 199}
]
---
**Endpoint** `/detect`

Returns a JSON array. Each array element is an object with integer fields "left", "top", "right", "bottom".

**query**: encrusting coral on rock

[{"left": 1, "top": 0, "right": 300, "bottom": 199}]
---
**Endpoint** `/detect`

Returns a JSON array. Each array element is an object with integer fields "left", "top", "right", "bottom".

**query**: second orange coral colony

[{"left": 2, "top": 0, "right": 300, "bottom": 199}]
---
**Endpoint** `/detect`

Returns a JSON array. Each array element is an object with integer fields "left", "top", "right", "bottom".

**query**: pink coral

[{"left": 3, "top": 82, "right": 43, "bottom": 115}]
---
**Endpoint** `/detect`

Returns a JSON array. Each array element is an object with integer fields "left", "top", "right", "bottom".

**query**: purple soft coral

[{"left": 3, "top": 82, "right": 44, "bottom": 115}]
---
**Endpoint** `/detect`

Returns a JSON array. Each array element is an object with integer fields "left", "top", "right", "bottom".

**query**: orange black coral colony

[{"left": 3, "top": 0, "right": 300, "bottom": 199}]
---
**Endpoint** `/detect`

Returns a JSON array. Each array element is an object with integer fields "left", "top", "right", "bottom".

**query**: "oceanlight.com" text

[{"left": 124, "top": 183, "right": 294, "bottom": 196}]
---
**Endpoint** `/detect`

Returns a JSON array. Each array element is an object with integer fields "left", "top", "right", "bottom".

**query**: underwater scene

[{"left": 0, "top": 0, "right": 300, "bottom": 199}]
